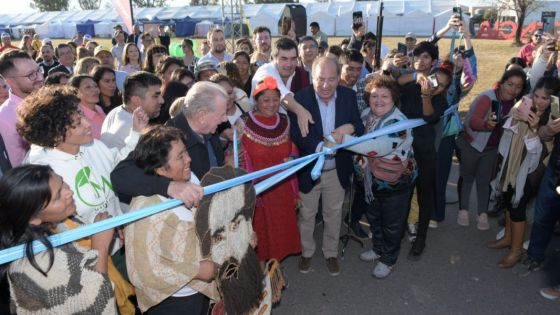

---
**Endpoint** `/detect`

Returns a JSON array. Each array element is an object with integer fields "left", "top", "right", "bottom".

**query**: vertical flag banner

[{"left": 112, "top": 0, "right": 134, "bottom": 33}]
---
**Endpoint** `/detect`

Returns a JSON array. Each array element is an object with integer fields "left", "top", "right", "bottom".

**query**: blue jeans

[
  {"left": 365, "top": 188, "right": 414, "bottom": 266},
  {"left": 527, "top": 165, "right": 560, "bottom": 262},
  {"left": 434, "top": 135, "right": 456, "bottom": 222}
]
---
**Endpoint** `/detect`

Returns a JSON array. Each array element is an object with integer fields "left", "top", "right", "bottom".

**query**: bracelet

[{"left": 421, "top": 93, "right": 431, "bottom": 98}]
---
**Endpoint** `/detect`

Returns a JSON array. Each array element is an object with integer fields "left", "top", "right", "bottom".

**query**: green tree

[
  {"left": 497, "top": 0, "right": 542, "bottom": 45},
  {"left": 30, "top": 0, "right": 69, "bottom": 11},
  {"left": 78, "top": 0, "right": 101, "bottom": 10},
  {"left": 132, "top": 0, "right": 167, "bottom": 7}
]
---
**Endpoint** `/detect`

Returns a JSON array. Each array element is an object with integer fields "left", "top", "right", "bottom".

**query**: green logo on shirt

[{"left": 74, "top": 166, "right": 113, "bottom": 207}]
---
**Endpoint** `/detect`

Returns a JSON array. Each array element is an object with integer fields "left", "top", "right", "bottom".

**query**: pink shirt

[
  {"left": 517, "top": 43, "right": 536, "bottom": 66},
  {"left": 0, "top": 91, "right": 28, "bottom": 166},
  {"left": 80, "top": 104, "right": 107, "bottom": 139}
]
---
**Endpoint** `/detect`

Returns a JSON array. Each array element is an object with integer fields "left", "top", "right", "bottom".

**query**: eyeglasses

[{"left": 9, "top": 67, "right": 43, "bottom": 81}]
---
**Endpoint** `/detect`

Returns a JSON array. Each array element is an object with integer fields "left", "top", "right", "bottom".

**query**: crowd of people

[{"left": 0, "top": 13, "right": 559, "bottom": 315}]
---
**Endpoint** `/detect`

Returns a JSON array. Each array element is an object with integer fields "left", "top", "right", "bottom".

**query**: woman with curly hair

[
  {"left": 17, "top": 85, "right": 148, "bottom": 228},
  {"left": 344, "top": 75, "right": 416, "bottom": 278}
]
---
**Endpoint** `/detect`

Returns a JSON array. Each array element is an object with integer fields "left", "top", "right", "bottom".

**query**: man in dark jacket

[
  {"left": 290, "top": 56, "right": 364, "bottom": 277},
  {"left": 110, "top": 81, "right": 228, "bottom": 206},
  {"left": 48, "top": 43, "right": 74, "bottom": 75}
]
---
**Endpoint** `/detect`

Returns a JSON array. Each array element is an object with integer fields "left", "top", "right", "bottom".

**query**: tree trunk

[{"left": 515, "top": 13, "right": 526, "bottom": 46}]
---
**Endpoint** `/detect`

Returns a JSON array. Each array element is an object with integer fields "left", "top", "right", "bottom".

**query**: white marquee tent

[
  {"left": 249, "top": 10, "right": 282, "bottom": 36},
  {"left": 0, "top": 0, "right": 557, "bottom": 39}
]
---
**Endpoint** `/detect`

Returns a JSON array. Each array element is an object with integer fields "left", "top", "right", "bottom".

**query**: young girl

[{"left": 120, "top": 43, "right": 142, "bottom": 75}]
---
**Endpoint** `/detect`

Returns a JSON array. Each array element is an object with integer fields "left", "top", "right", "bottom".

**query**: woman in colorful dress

[{"left": 236, "top": 76, "right": 301, "bottom": 265}]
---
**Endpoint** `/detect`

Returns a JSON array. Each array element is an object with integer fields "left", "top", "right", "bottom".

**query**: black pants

[
  {"left": 0, "top": 276, "right": 11, "bottom": 314},
  {"left": 350, "top": 174, "right": 367, "bottom": 222},
  {"left": 145, "top": 293, "right": 209, "bottom": 315},
  {"left": 414, "top": 156, "right": 436, "bottom": 240},
  {"left": 366, "top": 188, "right": 414, "bottom": 266}
]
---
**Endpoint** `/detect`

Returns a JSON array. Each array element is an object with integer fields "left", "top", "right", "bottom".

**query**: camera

[{"left": 427, "top": 74, "right": 439, "bottom": 88}]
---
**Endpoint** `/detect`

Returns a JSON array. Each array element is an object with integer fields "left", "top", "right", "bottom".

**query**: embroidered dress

[{"left": 238, "top": 112, "right": 301, "bottom": 261}]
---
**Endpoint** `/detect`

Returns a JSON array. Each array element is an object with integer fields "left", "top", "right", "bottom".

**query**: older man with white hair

[{"left": 111, "top": 81, "right": 229, "bottom": 206}]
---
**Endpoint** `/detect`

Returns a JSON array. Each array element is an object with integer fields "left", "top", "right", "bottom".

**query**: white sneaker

[
  {"left": 407, "top": 223, "right": 417, "bottom": 242},
  {"left": 359, "top": 249, "right": 380, "bottom": 262},
  {"left": 372, "top": 262, "right": 393, "bottom": 279},
  {"left": 523, "top": 240, "right": 530, "bottom": 250},
  {"left": 496, "top": 227, "right": 505, "bottom": 240},
  {"left": 429, "top": 220, "right": 438, "bottom": 229}
]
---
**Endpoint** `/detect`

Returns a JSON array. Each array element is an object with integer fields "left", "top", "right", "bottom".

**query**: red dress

[{"left": 239, "top": 112, "right": 301, "bottom": 261}]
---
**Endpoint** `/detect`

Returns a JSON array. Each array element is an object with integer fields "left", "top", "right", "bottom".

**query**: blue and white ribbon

[{"left": 0, "top": 113, "right": 450, "bottom": 265}]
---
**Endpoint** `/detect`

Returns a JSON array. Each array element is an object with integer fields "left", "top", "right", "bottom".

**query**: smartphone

[
  {"left": 397, "top": 42, "right": 407, "bottom": 56},
  {"left": 530, "top": 104, "right": 537, "bottom": 113},
  {"left": 427, "top": 74, "right": 439, "bottom": 88},
  {"left": 551, "top": 95, "right": 560, "bottom": 119},
  {"left": 453, "top": 7, "right": 463, "bottom": 21},
  {"left": 352, "top": 11, "right": 363, "bottom": 30},
  {"left": 518, "top": 96, "right": 533, "bottom": 119},
  {"left": 491, "top": 100, "right": 501, "bottom": 122}
]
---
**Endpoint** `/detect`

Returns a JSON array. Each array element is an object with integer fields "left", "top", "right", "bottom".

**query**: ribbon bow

[{"left": 253, "top": 76, "right": 278, "bottom": 97}]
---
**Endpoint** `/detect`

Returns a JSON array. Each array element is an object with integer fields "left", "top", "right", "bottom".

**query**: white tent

[
  {"left": 307, "top": 3, "right": 336, "bottom": 37},
  {"left": 334, "top": 3, "right": 356, "bottom": 36},
  {"left": 135, "top": 7, "right": 165, "bottom": 22},
  {"left": 61, "top": 21, "right": 77, "bottom": 38},
  {"left": 248, "top": 9, "right": 283, "bottom": 36},
  {"left": 400, "top": 10, "right": 434, "bottom": 36},
  {"left": 94, "top": 21, "right": 120, "bottom": 37},
  {"left": 309, "top": 11, "right": 336, "bottom": 37},
  {"left": 241, "top": 4, "right": 263, "bottom": 19},
  {"left": 189, "top": 6, "right": 221, "bottom": 20},
  {"left": 44, "top": 20, "right": 65, "bottom": 38},
  {"left": 0, "top": 0, "right": 522, "bottom": 38},
  {"left": 194, "top": 20, "right": 216, "bottom": 37},
  {"left": 34, "top": 22, "right": 50, "bottom": 38},
  {"left": 370, "top": 11, "right": 400, "bottom": 36}
]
